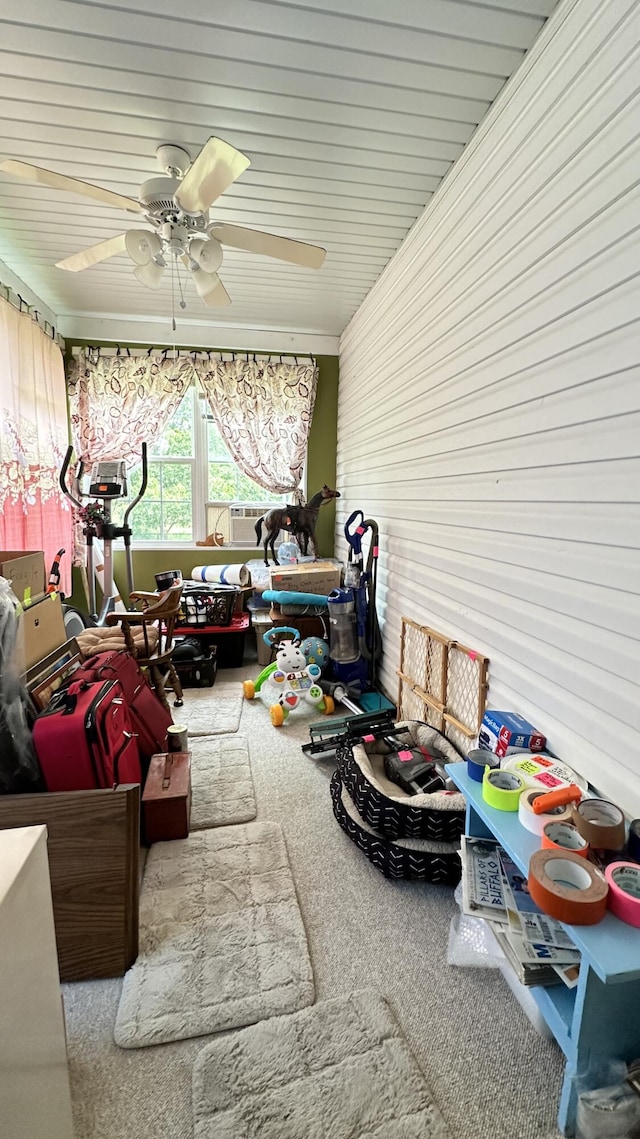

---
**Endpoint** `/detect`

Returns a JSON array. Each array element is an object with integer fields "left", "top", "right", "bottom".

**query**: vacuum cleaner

[{"left": 326, "top": 511, "right": 391, "bottom": 714}]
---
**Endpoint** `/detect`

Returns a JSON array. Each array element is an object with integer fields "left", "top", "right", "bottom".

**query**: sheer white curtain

[
  {"left": 196, "top": 356, "right": 318, "bottom": 496},
  {"left": 0, "top": 297, "right": 73, "bottom": 594}
]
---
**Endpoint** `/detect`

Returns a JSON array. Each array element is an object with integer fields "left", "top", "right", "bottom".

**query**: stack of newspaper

[{"left": 460, "top": 835, "right": 581, "bottom": 988}]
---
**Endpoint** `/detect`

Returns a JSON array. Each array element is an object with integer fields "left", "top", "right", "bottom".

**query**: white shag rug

[
  {"left": 114, "top": 822, "right": 314, "bottom": 1049},
  {"left": 177, "top": 687, "right": 243, "bottom": 736},
  {"left": 192, "top": 990, "right": 453, "bottom": 1139},
  {"left": 190, "top": 735, "right": 257, "bottom": 830}
]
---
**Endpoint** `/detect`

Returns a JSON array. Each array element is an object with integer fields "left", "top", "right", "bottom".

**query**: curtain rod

[
  {"left": 1, "top": 282, "right": 64, "bottom": 347},
  {"left": 67, "top": 339, "right": 315, "bottom": 358},
  {"left": 70, "top": 344, "right": 316, "bottom": 365}
]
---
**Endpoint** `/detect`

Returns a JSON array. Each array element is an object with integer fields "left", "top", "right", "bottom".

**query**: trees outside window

[{"left": 113, "top": 386, "right": 285, "bottom": 543}]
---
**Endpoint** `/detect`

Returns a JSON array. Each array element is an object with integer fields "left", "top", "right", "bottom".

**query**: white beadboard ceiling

[{"left": 0, "top": 0, "right": 559, "bottom": 343}]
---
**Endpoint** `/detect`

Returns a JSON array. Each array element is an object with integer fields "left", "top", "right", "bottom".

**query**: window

[{"left": 113, "top": 385, "right": 286, "bottom": 545}]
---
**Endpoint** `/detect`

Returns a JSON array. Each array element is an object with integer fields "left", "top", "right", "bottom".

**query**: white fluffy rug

[
  {"left": 190, "top": 735, "right": 257, "bottom": 830},
  {"left": 114, "top": 822, "right": 314, "bottom": 1049},
  {"left": 177, "top": 687, "right": 243, "bottom": 736},
  {"left": 192, "top": 990, "right": 453, "bottom": 1139}
]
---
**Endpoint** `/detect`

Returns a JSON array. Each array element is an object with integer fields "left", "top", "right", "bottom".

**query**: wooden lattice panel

[{"left": 397, "top": 618, "right": 489, "bottom": 755}]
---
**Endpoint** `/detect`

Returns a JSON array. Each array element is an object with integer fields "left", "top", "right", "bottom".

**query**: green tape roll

[{"left": 482, "top": 767, "right": 526, "bottom": 811}]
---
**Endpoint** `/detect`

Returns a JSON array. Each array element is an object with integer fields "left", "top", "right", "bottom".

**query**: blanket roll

[{"left": 191, "top": 564, "right": 250, "bottom": 587}]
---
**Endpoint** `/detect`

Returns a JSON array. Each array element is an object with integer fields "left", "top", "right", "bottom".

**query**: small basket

[{"left": 179, "top": 584, "right": 238, "bottom": 627}]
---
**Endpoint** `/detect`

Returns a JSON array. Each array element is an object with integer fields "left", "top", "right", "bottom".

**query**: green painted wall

[{"left": 66, "top": 346, "right": 339, "bottom": 602}]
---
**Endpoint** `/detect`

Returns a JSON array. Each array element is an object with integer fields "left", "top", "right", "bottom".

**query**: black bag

[
  {"left": 172, "top": 637, "right": 206, "bottom": 661},
  {"left": 172, "top": 639, "right": 217, "bottom": 688}
]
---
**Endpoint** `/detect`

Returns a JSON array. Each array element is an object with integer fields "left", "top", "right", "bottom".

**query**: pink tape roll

[{"left": 605, "top": 862, "right": 640, "bottom": 927}]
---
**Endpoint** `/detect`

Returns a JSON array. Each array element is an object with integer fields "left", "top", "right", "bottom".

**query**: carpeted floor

[
  {"left": 62, "top": 657, "right": 565, "bottom": 1139},
  {"left": 192, "top": 990, "right": 453, "bottom": 1138},
  {"left": 114, "top": 822, "right": 314, "bottom": 1048}
]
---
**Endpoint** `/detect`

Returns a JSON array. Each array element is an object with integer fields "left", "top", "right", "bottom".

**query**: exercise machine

[{"left": 60, "top": 444, "right": 148, "bottom": 625}]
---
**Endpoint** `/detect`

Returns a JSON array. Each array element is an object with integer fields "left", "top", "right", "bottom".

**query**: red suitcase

[
  {"left": 74, "top": 650, "right": 173, "bottom": 762},
  {"left": 33, "top": 678, "right": 142, "bottom": 792}
]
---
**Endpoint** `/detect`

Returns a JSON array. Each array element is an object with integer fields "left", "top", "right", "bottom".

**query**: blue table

[{"left": 446, "top": 762, "right": 640, "bottom": 1136}]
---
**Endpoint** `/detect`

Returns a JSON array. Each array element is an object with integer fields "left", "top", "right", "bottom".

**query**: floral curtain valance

[{"left": 195, "top": 357, "right": 318, "bottom": 496}]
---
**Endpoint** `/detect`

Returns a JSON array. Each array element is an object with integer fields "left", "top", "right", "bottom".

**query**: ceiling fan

[{"left": 0, "top": 138, "right": 327, "bottom": 308}]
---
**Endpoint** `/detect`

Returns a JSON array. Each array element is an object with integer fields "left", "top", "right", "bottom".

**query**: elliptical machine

[{"left": 60, "top": 444, "right": 148, "bottom": 626}]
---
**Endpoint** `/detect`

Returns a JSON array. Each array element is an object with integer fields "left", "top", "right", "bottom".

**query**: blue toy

[{"left": 242, "top": 626, "right": 334, "bottom": 726}]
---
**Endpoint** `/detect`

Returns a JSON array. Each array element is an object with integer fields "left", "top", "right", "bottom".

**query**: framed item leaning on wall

[{"left": 25, "top": 637, "right": 81, "bottom": 712}]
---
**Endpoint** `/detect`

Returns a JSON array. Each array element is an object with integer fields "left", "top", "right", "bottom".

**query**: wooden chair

[{"left": 105, "top": 583, "right": 184, "bottom": 711}]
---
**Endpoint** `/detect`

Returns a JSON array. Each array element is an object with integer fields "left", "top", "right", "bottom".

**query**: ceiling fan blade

[
  {"left": 210, "top": 223, "right": 326, "bottom": 269},
  {"left": 174, "top": 137, "right": 250, "bottom": 214},
  {"left": 56, "top": 233, "right": 128, "bottom": 272},
  {"left": 0, "top": 159, "right": 142, "bottom": 214},
  {"left": 202, "top": 278, "right": 232, "bottom": 307}
]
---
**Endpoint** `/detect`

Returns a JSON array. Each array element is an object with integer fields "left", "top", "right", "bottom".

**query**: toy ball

[{"left": 300, "top": 636, "right": 329, "bottom": 669}]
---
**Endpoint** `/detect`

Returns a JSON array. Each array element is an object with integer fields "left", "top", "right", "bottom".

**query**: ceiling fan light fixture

[
  {"left": 125, "top": 228, "right": 162, "bottom": 266},
  {"left": 190, "top": 266, "right": 220, "bottom": 297},
  {"left": 190, "top": 236, "right": 223, "bottom": 274},
  {"left": 133, "top": 259, "right": 165, "bottom": 289}
]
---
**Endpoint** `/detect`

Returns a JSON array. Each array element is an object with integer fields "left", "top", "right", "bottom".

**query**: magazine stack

[{"left": 460, "top": 835, "right": 581, "bottom": 988}]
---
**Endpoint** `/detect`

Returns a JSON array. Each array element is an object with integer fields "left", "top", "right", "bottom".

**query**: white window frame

[{"left": 128, "top": 383, "right": 301, "bottom": 549}]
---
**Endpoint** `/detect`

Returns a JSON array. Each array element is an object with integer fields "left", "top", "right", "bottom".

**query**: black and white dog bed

[
  {"left": 330, "top": 769, "right": 462, "bottom": 883},
  {"left": 331, "top": 721, "right": 465, "bottom": 882}
]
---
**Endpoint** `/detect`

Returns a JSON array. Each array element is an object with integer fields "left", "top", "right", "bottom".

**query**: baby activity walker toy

[{"left": 242, "top": 627, "right": 334, "bottom": 726}]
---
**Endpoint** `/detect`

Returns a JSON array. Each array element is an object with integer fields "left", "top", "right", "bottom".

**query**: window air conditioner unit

[
  {"left": 205, "top": 502, "right": 286, "bottom": 547},
  {"left": 230, "top": 503, "right": 282, "bottom": 546}
]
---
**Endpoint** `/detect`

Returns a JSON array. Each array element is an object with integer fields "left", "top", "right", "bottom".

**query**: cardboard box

[
  {"left": 0, "top": 551, "right": 46, "bottom": 604},
  {"left": 269, "top": 561, "right": 341, "bottom": 598},
  {"left": 478, "top": 711, "right": 546, "bottom": 758},
  {"left": 20, "top": 593, "right": 66, "bottom": 670}
]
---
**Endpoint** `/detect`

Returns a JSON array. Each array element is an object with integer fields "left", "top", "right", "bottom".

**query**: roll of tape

[
  {"left": 466, "top": 749, "right": 500, "bottom": 783},
  {"left": 518, "top": 788, "right": 573, "bottom": 836},
  {"left": 605, "top": 862, "right": 640, "bottom": 927},
  {"left": 628, "top": 820, "right": 640, "bottom": 864},
  {"left": 570, "top": 799, "right": 626, "bottom": 851},
  {"left": 532, "top": 784, "right": 583, "bottom": 815},
  {"left": 542, "top": 820, "right": 589, "bottom": 858},
  {"left": 482, "top": 767, "right": 526, "bottom": 811},
  {"left": 503, "top": 754, "right": 588, "bottom": 792},
  {"left": 528, "top": 849, "right": 609, "bottom": 925}
]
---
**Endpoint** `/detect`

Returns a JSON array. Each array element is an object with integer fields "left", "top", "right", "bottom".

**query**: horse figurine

[{"left": 255, "top": 485, "right": 340, "bottom": 566}]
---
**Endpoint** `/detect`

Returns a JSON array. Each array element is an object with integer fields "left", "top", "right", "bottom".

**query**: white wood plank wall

[{"left": 337, "top": 0, "right": 640, "bottom": 817}]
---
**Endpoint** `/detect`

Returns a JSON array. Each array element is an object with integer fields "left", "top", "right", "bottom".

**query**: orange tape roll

[
  {"left": 528, "top": 849, "right": 608, "bottom": 925},
  {"left": 541, "top": 820, "right": 589, "bottom": 858}
]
